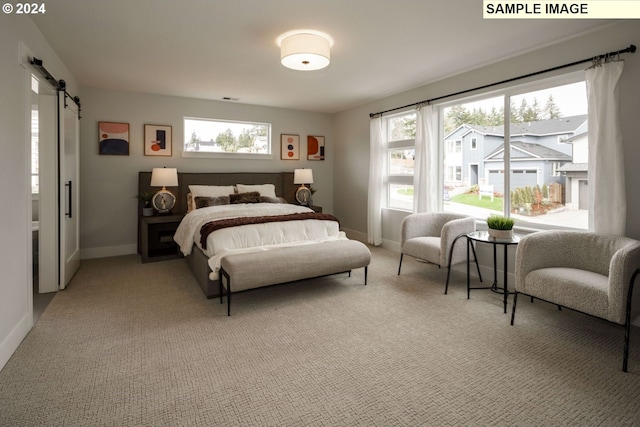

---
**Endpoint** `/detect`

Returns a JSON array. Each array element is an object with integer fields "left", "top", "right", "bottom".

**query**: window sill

[{"left": 181, "top": 151, "right": 273, "bottom": 160}]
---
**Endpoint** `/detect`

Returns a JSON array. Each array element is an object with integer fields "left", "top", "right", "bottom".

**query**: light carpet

[{"left": 1, "top": 245, "right": 639, "bottom": 426}]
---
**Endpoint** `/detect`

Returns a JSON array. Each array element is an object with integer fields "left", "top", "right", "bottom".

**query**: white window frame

[
  {"left": 434, "top": 71, "right": 586, "bottom": 230},
  {"left": 182, "top": 117, "right": 273, "bottom": 159},
  {"left": 384, "top": 112, "right": 416, "bottom": 211}
]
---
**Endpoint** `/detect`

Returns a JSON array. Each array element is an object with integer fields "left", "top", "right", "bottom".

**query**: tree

[
  {"left": 390, "top": 115, "right": 416, "bottom": 140},
  {"left": 186, "top": 131, "right": 199, "bottom": 151},
  {"left": 544, "top": 95, "right": 562, "bottom": 119},
  {"left": 487, "top": 106, "right": 503, "bottom": 126},
  {"left": 216, "top": 128, "right": 236, "bottom": 152}
]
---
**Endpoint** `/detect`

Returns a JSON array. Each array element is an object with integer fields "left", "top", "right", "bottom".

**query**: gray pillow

[
  {"left": 230, "top": 192, "right": 262, "bottom": 204},
  {"left": 194, "top": 195, "right": 231, "bottom": 209}
]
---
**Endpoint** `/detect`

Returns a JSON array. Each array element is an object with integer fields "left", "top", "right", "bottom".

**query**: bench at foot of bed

[{"left": 218, "top": 239, "right": 371, "bottom": 315}]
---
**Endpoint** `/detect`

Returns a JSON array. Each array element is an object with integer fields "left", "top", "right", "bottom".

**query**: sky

[{"left": 453, "top": 81, "right": 587, "bottom": 118}]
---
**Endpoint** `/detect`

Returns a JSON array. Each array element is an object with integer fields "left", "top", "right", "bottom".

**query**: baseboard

[
  {"left": 0, "top": 312, "right": 31, "bottom": 371},
  {"left": 80, "top": 244, "right": 137, "bottom": 260},
  {"left": 341, "top": 228, "right": 368, "bottom": 244}
]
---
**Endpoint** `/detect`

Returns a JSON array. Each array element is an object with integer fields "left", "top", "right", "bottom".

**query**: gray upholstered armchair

[
  {"left": 511, "top": 230, "right": 640, "bottom": 372},
  {"left": 398, "top": 212, "right": 478, "bottom": 292}
]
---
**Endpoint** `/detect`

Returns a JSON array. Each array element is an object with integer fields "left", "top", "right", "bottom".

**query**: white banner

[{"left": 483, "top": 1, "right": 640, "bottom": 19}]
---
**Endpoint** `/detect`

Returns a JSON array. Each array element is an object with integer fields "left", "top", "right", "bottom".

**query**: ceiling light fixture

[{"left": 278, "top": 31, "right": 332, "bottom": 71}]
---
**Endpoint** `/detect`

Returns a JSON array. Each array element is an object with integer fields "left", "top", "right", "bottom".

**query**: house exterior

[
  {"left": 444, "top": 115, "right": 588, "bottom": 199},
  {"left": 557, "top": 129, "right": 589, "bottom": 209}
]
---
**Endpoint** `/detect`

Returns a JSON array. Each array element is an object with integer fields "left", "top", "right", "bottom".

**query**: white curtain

[
  {"left": 413, "top": 105, "right": 438, "bottom": 213},
  {"left": 367, "top": 116, "right": 384, "bottom": 245},
  {"left": 586, "top": 60, "right": 626, "bottom": 235}
]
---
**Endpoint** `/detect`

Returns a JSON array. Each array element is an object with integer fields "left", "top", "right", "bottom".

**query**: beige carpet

[{"left": 1, "top": 246, "right": 639, "bottom": 426}]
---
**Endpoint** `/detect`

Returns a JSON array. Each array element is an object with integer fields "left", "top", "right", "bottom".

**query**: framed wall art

[
  {"left": 144, "top": 124, "right": 172, "bottom": 156},
  {"left": 99, "top": 121, "right": 129, "bottom": 155},
  {"left": 307, "top": 135, "right": 325, "bottom": 160},
  {"left": 281, "top": 134, "right": 300, "bottom": 160}
]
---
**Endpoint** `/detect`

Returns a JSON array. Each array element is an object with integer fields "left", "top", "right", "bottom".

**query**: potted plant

[
  {"left": 136, "top": 191, "right": 155, "bottom": 217},
  {"left": 486, "top": 215, "right": 515, "bottom": 239}
]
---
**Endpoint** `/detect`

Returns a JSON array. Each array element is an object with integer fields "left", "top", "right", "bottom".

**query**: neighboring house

[
  {"left": 444, "top": 114, "right": 588, "bottom": 199},
  {"left": 557, "top": 129, "right": 589, "bottom": 209}
]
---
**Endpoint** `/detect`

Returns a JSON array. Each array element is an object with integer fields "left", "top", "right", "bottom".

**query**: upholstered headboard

[{"left": 138, "top": 171, "right": 297, "bottom": 215}]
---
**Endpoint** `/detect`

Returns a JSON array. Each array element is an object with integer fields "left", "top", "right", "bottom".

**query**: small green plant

[
  {"left": 486, "top": 215, "right": 515, "bottom": 230},
  {"left": 135, "top": 191, "right": 154, "bottom": 206}
]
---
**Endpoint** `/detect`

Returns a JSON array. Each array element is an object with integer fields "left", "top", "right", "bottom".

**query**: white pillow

[
  {"left": 236, "top": 183, "right": 277, "bottom": 198},
  {"left": 188, "top": 185, "right": 235, "bottom": 199}
]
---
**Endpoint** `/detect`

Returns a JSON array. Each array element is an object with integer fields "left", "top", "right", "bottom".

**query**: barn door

[{"left": 59, "top": 92, "right": 80, "bottom": 288}]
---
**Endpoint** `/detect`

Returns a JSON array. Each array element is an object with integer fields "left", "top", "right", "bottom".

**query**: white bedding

[{"left": 173, "top": 203, "right": 346, "bottom": 280}]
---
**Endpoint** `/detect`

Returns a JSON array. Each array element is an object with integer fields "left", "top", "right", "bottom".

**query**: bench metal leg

[{"left": 219, "top": 267, "right": 232, "bottom": 316}]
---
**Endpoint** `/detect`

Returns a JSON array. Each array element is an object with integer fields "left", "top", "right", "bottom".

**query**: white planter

[
  {"left": 142, "top": 207, "right": 154, "bottom": 217},
  {"left": 488, "top": 228, "right": 513, "bottom": 240}
]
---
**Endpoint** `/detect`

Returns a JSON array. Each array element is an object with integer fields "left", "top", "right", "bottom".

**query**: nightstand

[
  {"left": 140, "top": 214, "right": 184, "bottom": 263},
  {"left": 309, "top": 205, "right": 323, "bottom": 213}
]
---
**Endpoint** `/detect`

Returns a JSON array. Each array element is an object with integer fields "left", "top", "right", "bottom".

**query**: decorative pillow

[
  {"left": 194, "top": 195, "right": 230, "bottom": 209},
  {"left": 236, "top": 184, "right": 277, "bottom": 198},
  {"left": 187, "top": 193, "right": 194, "bottom": 213},
  {"left": 259, "top": 196, "right": 287, "bottom": 204},
  {"left": 188, "top": 185, "right": 235, "bottom": 199},
  {"left": 230, "top": 191, "right": 262, "bottom": 204}
]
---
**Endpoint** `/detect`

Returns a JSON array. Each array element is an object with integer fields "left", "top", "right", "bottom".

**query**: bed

[{"left": 137, "top": 172, "right": 369, "bottom": 299}]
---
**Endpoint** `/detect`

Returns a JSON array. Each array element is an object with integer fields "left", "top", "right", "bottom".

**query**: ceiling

[{"left": 31, "top": 1, "right": 613, "bottom": 114}]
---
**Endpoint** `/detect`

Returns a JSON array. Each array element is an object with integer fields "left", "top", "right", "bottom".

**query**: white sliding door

[
  {"left": 59, "top": 93, "right": 80, "bottom": 288},
  {"left": 34, "top": 77, "right": 59, "bottom": 293}
]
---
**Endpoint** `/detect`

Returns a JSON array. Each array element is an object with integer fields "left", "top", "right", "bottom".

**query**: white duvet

[{"left": 173, "top": 203, "right": 346, "bottom": 280}]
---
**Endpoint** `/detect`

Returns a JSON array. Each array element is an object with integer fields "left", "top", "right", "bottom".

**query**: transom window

[{"left": 183, "top": 117, "right": 271, "bottom": 158}]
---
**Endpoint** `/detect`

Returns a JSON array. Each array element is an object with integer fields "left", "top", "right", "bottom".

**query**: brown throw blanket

[{"left": 200, "top": 212, "right": 340, "bottom": 249}]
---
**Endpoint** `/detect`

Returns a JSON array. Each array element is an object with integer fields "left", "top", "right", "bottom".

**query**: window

[
  {"left": 183, "top": 117, "right": 271, "bottom": 158},
  {"left": 385, "top": 112, "right": 416, "bottom": 210},
  {"left": 441, "top": 76, "right": 588, "bottom": 230}
]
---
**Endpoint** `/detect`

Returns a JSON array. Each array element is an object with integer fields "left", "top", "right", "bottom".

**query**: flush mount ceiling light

[{"left": 278, "top": 30, "right": 332, "bottom": 71}]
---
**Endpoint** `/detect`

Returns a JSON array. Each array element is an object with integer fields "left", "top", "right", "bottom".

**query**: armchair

[
  {"left": 398, "top": 212, "right": 480, "bottom": 292},
  {"left": 511, "top": 230, "right": 640, "bottom": 372}
]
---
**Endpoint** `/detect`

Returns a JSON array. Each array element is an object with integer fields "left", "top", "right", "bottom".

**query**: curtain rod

[
  {"left": 369, "top": 44, "right": 636, "bottom": 118},
  {"left": 30, "top": 57, "right": 82, "bottom": 114}
]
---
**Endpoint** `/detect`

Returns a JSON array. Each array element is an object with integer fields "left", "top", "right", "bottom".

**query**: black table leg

[
  {"left": 503, "top": 244, "right": 508, "bottom": 313},
  {"left": 466, "top": 236, "right": 470, "bottom": 299}
]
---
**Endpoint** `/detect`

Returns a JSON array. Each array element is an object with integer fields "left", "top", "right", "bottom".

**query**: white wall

[
  {"left": 0, "top": 15, "right": 78, "bottom": 370},
  {"left": 79, "top": 88, "right": 334, "bottom": 259}
]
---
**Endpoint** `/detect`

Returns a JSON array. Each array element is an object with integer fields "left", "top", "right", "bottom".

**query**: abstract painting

[
  {"left": 99, "top": 122, "right": 129, "bottom": 155},
  {"left": 307, "top": 135, "right": 325, "bottom": 160},
  {"left": 144, "top": 124, "right": 172, "bottom": 156},
  {"left": 281, "top": 134, "right": 300, "bottom": 160}
]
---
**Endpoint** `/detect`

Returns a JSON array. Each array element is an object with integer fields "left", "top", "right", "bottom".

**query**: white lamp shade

[
  {"left": 281, "top": 33, "right": 330, "bottom": 71},
  {"left": 294, "top": 169, "right": 314, "bottom": 185},
  {"left": 150, "top": 167, "right": 178, "bottom": 187}
]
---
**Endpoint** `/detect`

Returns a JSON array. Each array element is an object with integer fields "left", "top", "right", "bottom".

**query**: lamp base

[{"left": 295, "top": 185, "right": 312, "bottom": 205}]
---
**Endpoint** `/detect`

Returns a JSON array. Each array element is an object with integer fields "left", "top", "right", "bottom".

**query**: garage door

[{"left": 488, "top": 169, "right": 538, "bottom": 191}]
